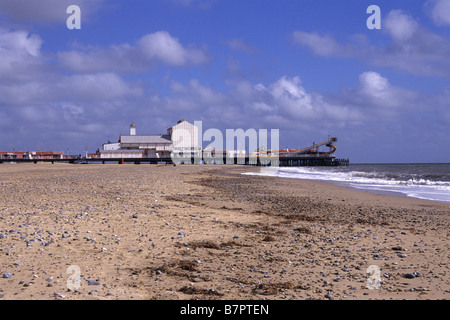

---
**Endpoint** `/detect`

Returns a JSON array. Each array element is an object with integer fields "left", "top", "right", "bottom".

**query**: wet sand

[{"left": 0, "top": 163, "right": 448, "bottom": 300}]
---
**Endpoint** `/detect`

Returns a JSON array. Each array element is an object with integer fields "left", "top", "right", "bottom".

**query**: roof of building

[
  {"left": 120, "top": 134, "right": 172, "bottom": 144},
  {"left": 99, "top": 149, "right": 144, "bottom": 154},
  {"left": 0, "top": 151, "right": 64, "bottom": 155},
  {"left": 167, "top": 119, "right": 193, "bottom": 131}
]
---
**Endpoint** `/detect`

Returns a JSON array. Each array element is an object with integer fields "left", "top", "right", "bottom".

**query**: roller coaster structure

[
  {"left": 271, "top": 137, "right": 338, "bottom": 158},
  {"left": 287, "top": 136, "right": 337, "bottom": 157},
  {"left": 247, "top": 136, "right": 347, "bottom": 166}
]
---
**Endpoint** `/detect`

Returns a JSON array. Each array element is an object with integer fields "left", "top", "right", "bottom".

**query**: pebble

[
  {"left": 412, "top": 287, "right": 428, "bottom": 292},
  {"left": 87, "top": 279, "right": 100, "bottom": 285},
  {"left": 324, "top": 293, "right": 333, "bottom": 300},
  {"left": 404, "top": 272, "right": 420, "bottom": 279},
  {"left": 2, "top": 272, "right": 12, "bottom": 279}
]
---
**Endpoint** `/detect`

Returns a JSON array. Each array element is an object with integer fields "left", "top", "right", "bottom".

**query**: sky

[{"left": 0, "top": 0, "right": 449, "bottom": 163}]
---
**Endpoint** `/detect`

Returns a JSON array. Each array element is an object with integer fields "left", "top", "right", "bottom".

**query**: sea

[{"left": 243, "top": 163, "right": 450, "bottom": 203}]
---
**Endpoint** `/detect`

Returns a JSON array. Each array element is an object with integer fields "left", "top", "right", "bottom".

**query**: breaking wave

[{"left": 244, "top": 164, "right": 450, "bottom": 203}]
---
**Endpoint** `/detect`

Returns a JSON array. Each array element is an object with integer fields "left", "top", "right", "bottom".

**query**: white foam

[{"left": 243, "top": 167, "right": 450, "bottom": 203}]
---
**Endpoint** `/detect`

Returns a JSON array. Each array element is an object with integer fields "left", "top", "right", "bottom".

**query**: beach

[{"left": 0, "top": 163, "right": 448, "bottom": 300}]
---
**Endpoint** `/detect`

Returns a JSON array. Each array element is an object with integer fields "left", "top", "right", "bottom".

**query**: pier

[
  {"left": 0, "top": 155, "right": 349, "bottom": 167},
  {"left": 0, "top": 134, "right": 349, "bottom": 167}
]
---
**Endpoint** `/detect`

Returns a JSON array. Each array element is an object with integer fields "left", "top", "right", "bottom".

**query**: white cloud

[
  {"left": 0, "top": 29, "right": 44, "bottom": 82},
  {"left": 0, "top": 81, "right": 49, "bottom": 106},
  {"left": 378, "top": 11, "right": 450, "bottom": 76},
  {"left": 227, "top": 76, "right": 363, "bottom": 129},
  {"left": 0, "top": 28, "right": 145, "bottom": 148},
  {"left": 356, "top": 72, "right": 399, "bottom": 113},
  {"left": 338, "top": 71, "right": 422, "bottom": 122},
  {"left": 0, "top": 29, "right": 42, "bottom": 56},
  {"left": 0, "top": 71, "right": 142, "bottom": 107},
  {"left": 292, "top": 31, "right": 346, "bottom": 57},
  {"left": 19, "top": 105, "right": 56, "bottom": 122},
  {"left": 150, "top": 76, "right": 351, "bottom": 131},
  {"left": 138, "top": 31, "right": 207, "bottom": 66},
  {"left": 163, "top": 78, "right": 228, "bottom": 114},
  {"left": 427, "top": 0, "right": 450, "bottom": 26},
  {"left": 62, "top": 103, "right": 84, "bottom": 121},
  {"left": 384, "top": 10, "right": 419, "bottom": 42},
  {"left": 358, "top": 71, "right": 390, "bottom": 98},
  {"left": 58, "top": 73, "right": 143, "bottom": 101},
  {"left": 266, "top": 76, "right": 315, "bottom": 118},
  {"left": 292, "top": 9, "right": 450, "bottom": 77},
  {"left": 58, "top": 31, "right": 209, "bottom": 73}
]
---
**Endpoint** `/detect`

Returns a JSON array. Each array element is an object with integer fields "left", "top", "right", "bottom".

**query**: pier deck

[{"left": 0, "top": 156, "right": 349, "bottom": 166}]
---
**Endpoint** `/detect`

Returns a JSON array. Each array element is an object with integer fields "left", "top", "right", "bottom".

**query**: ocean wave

[{"left": 244, "top": 166, "right": 450, "bottom": 203}]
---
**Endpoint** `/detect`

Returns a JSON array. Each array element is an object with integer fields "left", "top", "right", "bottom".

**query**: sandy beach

[{"left": 0, "top": 163, "right": 448, "bottom": 300}]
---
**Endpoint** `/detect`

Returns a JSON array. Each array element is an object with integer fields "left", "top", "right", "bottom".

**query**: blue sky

[{"left": 0, "top": 0, "right": 449, "bottom": 163}]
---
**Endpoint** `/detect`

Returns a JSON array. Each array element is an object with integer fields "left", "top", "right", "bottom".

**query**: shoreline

[
  {"left": 243, "top": 165, "right": 450, "bottom": 204},
  {"left": 0, "top": 163, "right": 448, "bottom": 300},
  {"left": 309, "top": 179, "right": 450, "bottom": 204}
]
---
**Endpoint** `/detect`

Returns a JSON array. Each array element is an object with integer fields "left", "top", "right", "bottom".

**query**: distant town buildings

[{"left": 0, "top": 151, "right": 64, "bottom": 160}]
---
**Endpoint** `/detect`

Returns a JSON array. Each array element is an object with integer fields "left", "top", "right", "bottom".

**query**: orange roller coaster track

[{"left": 277, "top": 137, "right": 338, "bottom": 157}]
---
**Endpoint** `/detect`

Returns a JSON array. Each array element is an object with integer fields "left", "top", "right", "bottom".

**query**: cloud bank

[
  {"left": 292, "top": 9, "right": 450, "bottom": 77},
  {"left": 58, "top": 31, "right": 209, "bottom": 73}
]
